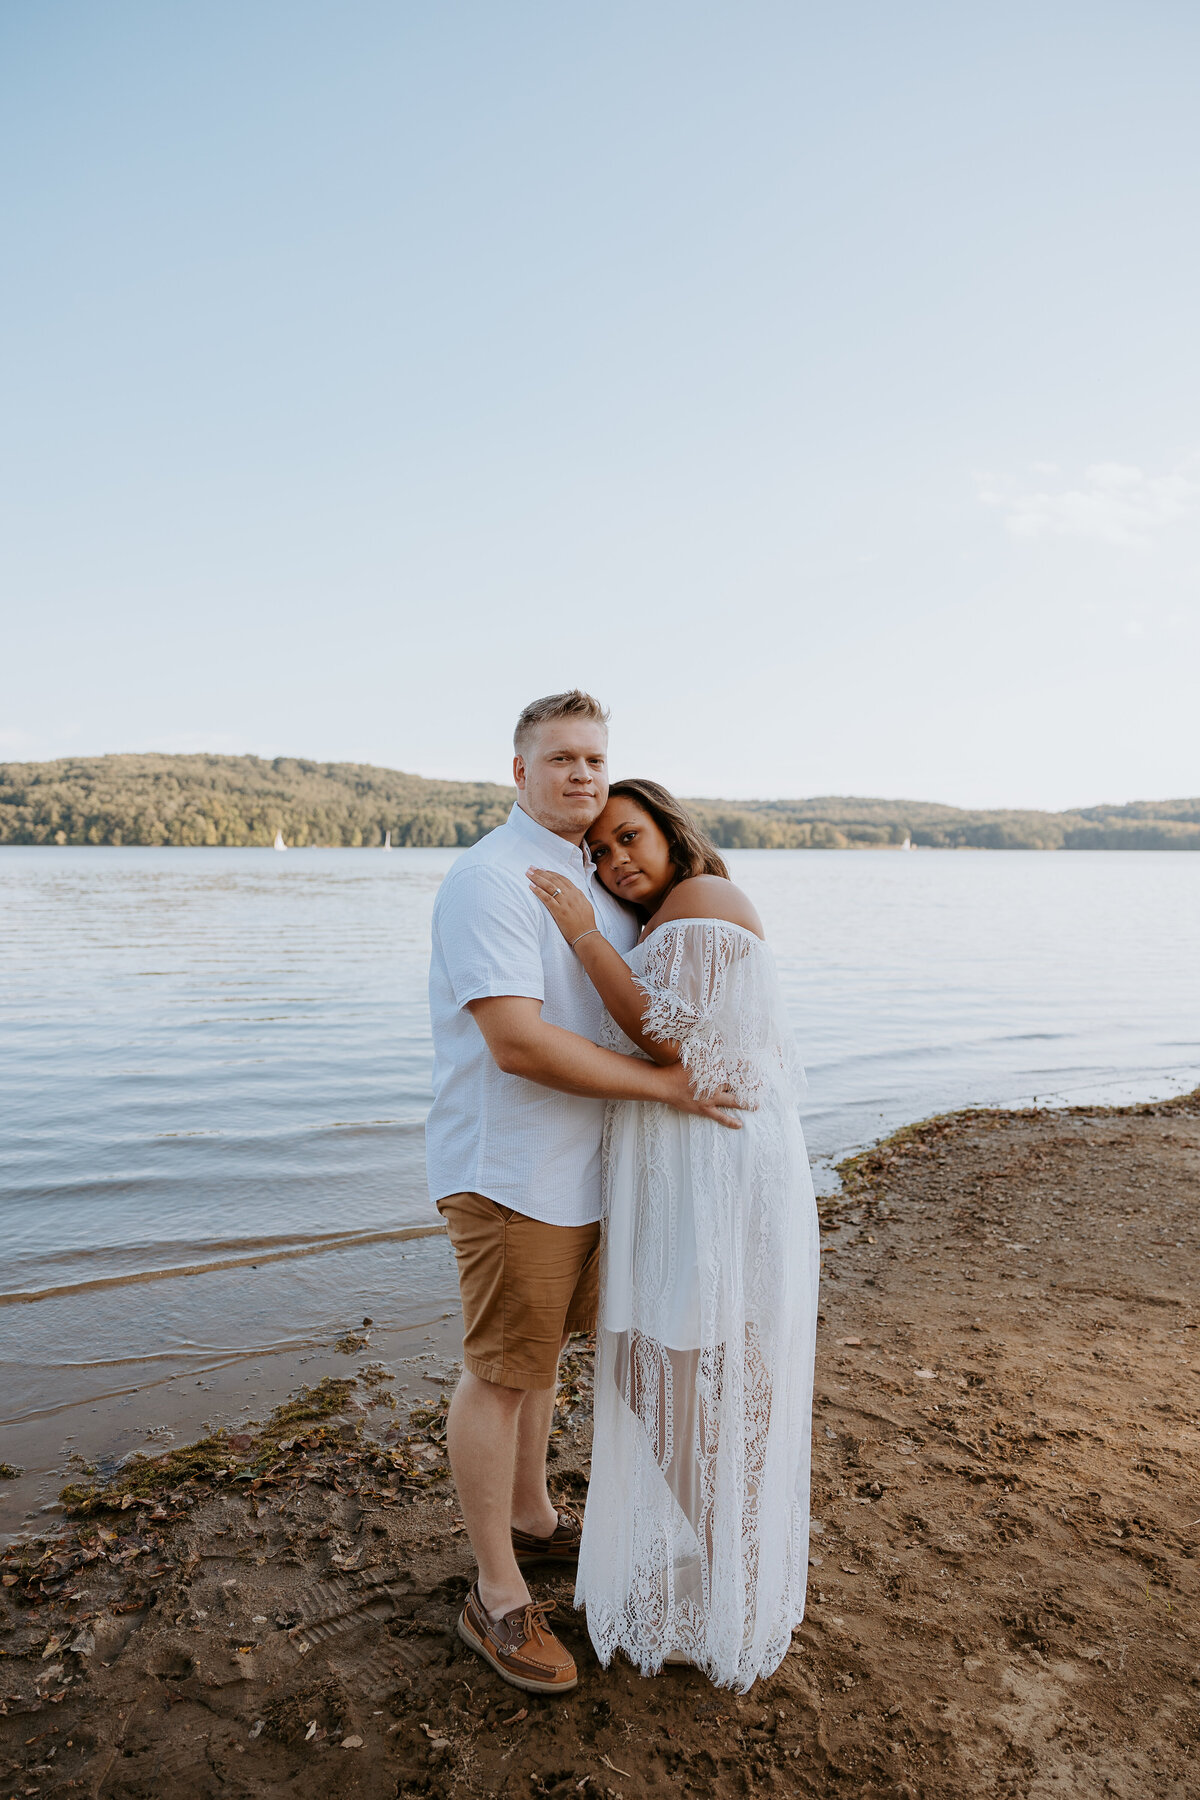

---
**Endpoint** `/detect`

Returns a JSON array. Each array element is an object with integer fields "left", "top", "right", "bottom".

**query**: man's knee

[{"left": 457, "top": 1368, "right": 532, "bottom": 1412}]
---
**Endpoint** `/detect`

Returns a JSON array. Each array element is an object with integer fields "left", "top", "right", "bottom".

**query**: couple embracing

[{"left": 426, "top": 690, "right": 819, "bottom": 1695}]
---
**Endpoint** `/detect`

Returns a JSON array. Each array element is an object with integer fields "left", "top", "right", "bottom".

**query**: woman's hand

[{"left": 527, "top": 867, "right": 597, "bottom": 947}]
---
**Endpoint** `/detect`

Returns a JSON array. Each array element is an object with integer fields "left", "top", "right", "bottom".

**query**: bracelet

[{"left": 570, "top": 927, "right": 602, "bottom": 949}]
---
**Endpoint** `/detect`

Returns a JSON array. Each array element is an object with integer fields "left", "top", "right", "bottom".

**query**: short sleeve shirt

[{"left": 425, "top": 804, "right": 639, "bottom": 1226}]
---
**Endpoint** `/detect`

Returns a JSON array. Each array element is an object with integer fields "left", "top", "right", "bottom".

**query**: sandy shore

[{"left": 2, "top": 1092, "right": 1197, "bottom": 1799}]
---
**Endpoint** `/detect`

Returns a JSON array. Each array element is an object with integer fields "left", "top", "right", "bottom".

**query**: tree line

[{"left": 1, "top": 753, "right": 1197, "bottom": 850}]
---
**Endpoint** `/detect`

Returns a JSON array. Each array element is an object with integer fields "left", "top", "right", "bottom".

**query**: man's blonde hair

[{"left": 514, "top": 689, "right": 610, "bottom": 753}]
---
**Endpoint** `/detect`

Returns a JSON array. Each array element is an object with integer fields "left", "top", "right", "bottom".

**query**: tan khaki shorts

[{"left": 436, "top": 1192, "right": 600, "bottom": 1391}]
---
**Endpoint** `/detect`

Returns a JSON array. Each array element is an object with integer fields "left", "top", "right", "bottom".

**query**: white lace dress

[{"left": 575, "top": 919, "right": 820, "bottom": 1691}]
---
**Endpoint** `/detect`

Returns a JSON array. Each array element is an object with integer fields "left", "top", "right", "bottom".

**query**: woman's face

[{"left": 587, "top": 797, "right": 675, "bottom": 910}]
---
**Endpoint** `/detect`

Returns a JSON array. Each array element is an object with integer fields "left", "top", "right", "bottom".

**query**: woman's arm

[
  {"left": 571, "top": 932, "right": 682, "bottom": 1064},
  {"left": 525, "top": 867, "right": 681, "bottom": 1064}
]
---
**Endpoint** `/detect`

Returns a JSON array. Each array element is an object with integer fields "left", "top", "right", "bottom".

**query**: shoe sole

[{"left": 456, "top": 1612, "right": 578, "bottom": 1695}]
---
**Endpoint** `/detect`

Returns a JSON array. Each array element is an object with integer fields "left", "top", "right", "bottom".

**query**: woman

[{"left": 526, "top": 779, "right": 819, "bottom": 1692}]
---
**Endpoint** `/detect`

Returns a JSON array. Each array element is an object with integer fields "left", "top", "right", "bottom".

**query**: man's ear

[{"left": 513, "top": 752, "right": 527, "bottom": 791}]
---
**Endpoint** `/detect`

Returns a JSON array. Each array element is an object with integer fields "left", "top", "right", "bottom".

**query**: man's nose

[{"left": 568, "top": 763, "right": 594, "bottom": 783}]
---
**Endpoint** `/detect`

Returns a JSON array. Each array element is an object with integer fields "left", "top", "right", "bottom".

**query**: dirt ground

[{"left": 2, "top": 1092, "right": 1197, "bottom": 1800}]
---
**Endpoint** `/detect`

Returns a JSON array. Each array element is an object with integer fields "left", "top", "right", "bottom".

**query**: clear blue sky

[{"left": 2, "top": 2, "right": 1198, "bottom": 807}]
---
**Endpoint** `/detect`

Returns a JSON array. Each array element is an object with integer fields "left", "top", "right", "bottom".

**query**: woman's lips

[{"left": 616, "top": 870, "right": 642, "bottom": 888}]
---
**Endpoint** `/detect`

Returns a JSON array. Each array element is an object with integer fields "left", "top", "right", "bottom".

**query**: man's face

[{"left": 513, "top": 718, "right": 609, "bottom": 841}]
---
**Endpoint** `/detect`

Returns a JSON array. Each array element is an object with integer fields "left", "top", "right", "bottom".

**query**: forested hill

[{"left": 1, "top": 754, "right": 1198, "bottom": 850}]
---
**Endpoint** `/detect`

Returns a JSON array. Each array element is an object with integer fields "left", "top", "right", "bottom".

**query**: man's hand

[{"left": 652, "top": 1059, "right": 749, "bottom": 1128}]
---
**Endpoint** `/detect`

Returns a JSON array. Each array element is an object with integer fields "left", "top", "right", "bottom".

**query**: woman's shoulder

[{"left": 649, "top": 876, "right": 765, "bottom": 939}]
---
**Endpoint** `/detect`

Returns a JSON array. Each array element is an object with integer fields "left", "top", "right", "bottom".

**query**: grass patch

[{"left": 60, "top": 1377, "right": 359, "bottom": 1516}]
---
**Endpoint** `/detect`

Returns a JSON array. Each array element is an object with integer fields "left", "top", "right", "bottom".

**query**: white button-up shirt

[{"left": 426, "top": 803, "right": 639, "bottom": 1226}]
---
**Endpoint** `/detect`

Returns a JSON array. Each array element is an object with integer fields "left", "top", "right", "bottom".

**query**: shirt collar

[{"left": 506, "top": 802, "right": 597, "bottom": 879}]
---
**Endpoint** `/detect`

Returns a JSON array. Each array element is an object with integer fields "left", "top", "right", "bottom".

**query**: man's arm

[{"left": 466, "top": 996, "right": 745, "bottom": 1128}]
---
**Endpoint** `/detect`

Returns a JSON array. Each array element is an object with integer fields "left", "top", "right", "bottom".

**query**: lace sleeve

[{"left": 635, "top": 920, "right": 760, "bottom": 1101}]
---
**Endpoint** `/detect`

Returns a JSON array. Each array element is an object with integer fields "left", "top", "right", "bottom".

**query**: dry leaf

[
  {"left": 500, "top": 1706, "right": 528, "bottom": 1725},
  {"left": 304, "top": 1720, "right": 318, "bottom": 1741},
  {"left": 341, "top": 1735, "right": 363, "bottom": 1749}
]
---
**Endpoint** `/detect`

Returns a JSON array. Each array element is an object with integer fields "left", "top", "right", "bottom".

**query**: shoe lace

[{"left": 522, "top": 1599, "right": 557, "bottom": 1636}]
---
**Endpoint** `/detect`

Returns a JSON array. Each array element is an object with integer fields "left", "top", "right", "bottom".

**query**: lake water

[{"left": 2, "top": 846, "right": 1198, "bottom": 1478}]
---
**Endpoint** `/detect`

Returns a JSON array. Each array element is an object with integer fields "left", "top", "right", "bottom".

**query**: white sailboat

[
  {"left": 900, "top": 834, "right": 912, "bottom": 850},
  {"left": 383, "top": 830, "right": 392, "bottom": 851},
  {"left": 273, "top": 830, "right": 287, "bottom": 852}
]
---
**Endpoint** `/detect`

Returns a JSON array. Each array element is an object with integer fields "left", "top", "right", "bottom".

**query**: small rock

[{"left": 341, "top": 1735, "right": 364, "bottom": 1749}]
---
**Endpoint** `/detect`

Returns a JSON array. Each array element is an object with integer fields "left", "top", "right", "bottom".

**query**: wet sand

[
  {"left": 1, "top": 1091, "right": 1197, "bottom": 1799},
  {"left": 0, "top": 1235, "right": 463, "bottom": 1543}
]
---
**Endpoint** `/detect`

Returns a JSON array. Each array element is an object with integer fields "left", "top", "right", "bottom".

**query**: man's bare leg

[
  {"left": 511, "top": 1382, "right": 561, "bottom": 1539},
  {"left": 510, "top": 1328, "right": 570, "bottom": 1538},
  {"left": 446, "top": 1370, "right": 531, "bottom": 1618}
]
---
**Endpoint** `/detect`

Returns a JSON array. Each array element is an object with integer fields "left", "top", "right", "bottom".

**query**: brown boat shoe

[
  {"left": 457, "top": 1583, "right": 578, "bottom": 1694},
  {"left": 511, "top": 1505, "right": 584, "bottom": 1566}
]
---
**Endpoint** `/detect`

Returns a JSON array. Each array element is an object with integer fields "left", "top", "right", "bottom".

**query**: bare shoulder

[{"left": 650, "top": 876, "right": 765, "bottom": 939}]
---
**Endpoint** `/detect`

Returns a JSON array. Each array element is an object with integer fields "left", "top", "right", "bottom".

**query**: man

[{"left": 426, "top": 689, "right": 742, "bottom": 1694}]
